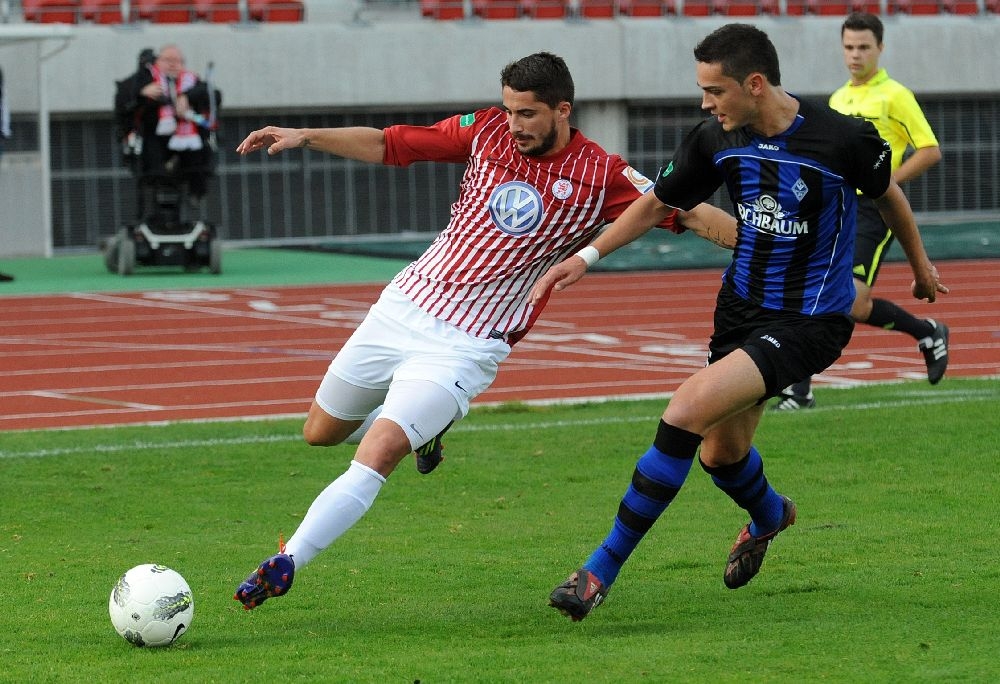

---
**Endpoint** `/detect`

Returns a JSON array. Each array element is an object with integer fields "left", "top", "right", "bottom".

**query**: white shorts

[{"left": 316, "top": 284, "right": 511, "bottom": 420}]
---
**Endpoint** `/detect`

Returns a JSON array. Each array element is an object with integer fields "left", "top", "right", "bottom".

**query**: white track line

[{"left": 1, "top": 386, "right": 996, "bottom": 459}]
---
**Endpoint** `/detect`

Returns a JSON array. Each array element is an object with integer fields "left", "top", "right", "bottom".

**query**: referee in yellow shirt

[{"left": 775, "top": 12, "right": 949, "bottom": 410}]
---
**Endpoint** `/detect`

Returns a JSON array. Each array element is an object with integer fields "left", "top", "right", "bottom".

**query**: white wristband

[{"left": 575, "top": 245, "right": 600, "bottom": 268}]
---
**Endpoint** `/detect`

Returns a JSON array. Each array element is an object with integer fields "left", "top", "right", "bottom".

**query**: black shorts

[
  {"left": 853, "top": 195, "right": 894, "bottom": 288},
  {"left": 708, "top": 283, "right": 854, "bottom": 400}
]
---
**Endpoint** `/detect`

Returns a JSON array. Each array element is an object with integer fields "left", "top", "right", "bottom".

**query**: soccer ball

[{"left": 109, "top": 564, "right": 194, "bottom": 647}]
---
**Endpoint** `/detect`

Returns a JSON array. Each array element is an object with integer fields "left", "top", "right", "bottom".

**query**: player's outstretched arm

[
  {"left": 237, "top": 126, "right": 386, "bottom": 163},
  {"left": 236, "top": 126, "right": 303, "bottom": 155},
  {"left": 529, "top": 256, "right": 587, "bottom": 306},
  {"left": 529, "top": 192, "right": 673, "bottom": 306},
  {"left": 873, "top": 183, "right": 948, "bottom": 302},
  {"left": 679, "top": 203, "right": 737, "bottom": 250}
]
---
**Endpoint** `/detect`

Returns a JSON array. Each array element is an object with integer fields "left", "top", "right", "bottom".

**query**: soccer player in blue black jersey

[{"left": 531, "top": 23, "right": 948, "bottom": 621}]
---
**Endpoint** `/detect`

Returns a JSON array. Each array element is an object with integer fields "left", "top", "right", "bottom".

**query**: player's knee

[
  {"left": 353, "top": 434, "right": 412, "bottom": 479},
  {"left": 302, "top": 416, "right": 345, "bottom": 446},
  {"left": 302, "top": 422, "right": 331, "bottom": 446},
  {"left": 699, "top": 435, "right": 751, "bottom": 468},
  {"left": 850, "top": 298, "right": 871, "bottom": 322}
]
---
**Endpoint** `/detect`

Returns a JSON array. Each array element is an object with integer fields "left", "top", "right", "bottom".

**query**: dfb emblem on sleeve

[{"left": 488, "top": 181, "right": 544, "bottom": 235}]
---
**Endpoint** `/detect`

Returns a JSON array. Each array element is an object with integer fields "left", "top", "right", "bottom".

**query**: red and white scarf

[{"left": 150, "top": 65, "right": 202, "bottom": 151}]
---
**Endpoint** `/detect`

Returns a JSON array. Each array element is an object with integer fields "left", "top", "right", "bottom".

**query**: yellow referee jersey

[{"left": 829, "top": 67, "right": 939, "bottom": 174}]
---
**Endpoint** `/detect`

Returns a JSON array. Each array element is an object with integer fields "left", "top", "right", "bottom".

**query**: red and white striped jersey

[{"left": 382, "top": 106, "right": 680, "bottom": 343}]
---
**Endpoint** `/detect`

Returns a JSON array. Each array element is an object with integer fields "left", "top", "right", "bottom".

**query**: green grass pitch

[{"left": 2, "top": 378, "right": 998, "bottom": 682}]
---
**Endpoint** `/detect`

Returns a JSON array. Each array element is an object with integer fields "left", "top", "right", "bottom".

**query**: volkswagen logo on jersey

[{"left": 488, "top": 181, "right": 544, "bottom": 235}]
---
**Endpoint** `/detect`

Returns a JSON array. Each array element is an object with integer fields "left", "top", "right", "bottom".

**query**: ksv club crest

[
  {"left": 488, "top": 181, "right": 544, "bottom": 235},
  {"left": 550, "top": 179, "right": 574, "bottom": 200}
]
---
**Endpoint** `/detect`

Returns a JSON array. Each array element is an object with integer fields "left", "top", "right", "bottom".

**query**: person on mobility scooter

[{"left": 107, "top": 45, "right": 222, "bottom": 275}]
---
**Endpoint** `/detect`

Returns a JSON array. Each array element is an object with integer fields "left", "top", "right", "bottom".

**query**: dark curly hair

[
  {"left": 694, "top": 23, "right": 781, "bottom": 86},
  {"left": 500, "top": 52, "right": 574, "bottom": 109}
]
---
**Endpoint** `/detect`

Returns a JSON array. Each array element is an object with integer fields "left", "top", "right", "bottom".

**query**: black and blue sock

[
  {"left": 583, "top": 421, "right": 701, "bottom": 588},
  {"left": 702, "top": 446, "right": 784, "bottom": 537}
]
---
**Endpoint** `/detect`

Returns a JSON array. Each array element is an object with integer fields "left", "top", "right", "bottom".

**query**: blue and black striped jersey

[{"left": 654, "top": 97, "right": 891, "bottom": 316}]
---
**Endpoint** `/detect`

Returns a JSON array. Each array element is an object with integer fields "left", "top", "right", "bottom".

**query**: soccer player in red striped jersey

[{"left": 231, "top": 52, "right": 737, "bottom": 611}]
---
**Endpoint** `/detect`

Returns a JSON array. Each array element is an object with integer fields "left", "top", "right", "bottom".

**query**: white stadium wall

[
  {"left": 3, "top": 15, "right": 997, "bottom": 115},
  {"left": 1, "top": 13, "right": 997, "bottom": 257}
]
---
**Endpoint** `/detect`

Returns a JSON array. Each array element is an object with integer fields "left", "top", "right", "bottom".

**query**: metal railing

[{"left": 40, "top": 95, "right": 1000, "bottom": 252}]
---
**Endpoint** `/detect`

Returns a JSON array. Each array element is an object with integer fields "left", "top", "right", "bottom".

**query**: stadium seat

[
  {"left": 889, "top": 0, "right": 943, "bottom": 12},
  {"left": 808, "top": 0, "right": 853, "bottom": 13},
  {"left": 680, "top": 0, "right": 713, "bottom": 14},
  {"left": 941, "top": 0, "right": 980, "bottom": 11},
  {"left": 985, "top": 0, "right": 998, "bottom": 11},
  {"left": 473, "top": 0, "right": 520, "bottom": 18},
  {"left": 579, "top": 0, "right": 616, "bottom": 17},
  {"left": 22, "top": 0, "right": 80, "bottom": 23},
  {"left": 133, "top": 0, "right": 194, "bottom": 22},
  {"left": 420, "top": 0, "right": 465, "bottom": 18},
  {"left": 80, "top": 0, "right": 124, "bottom": 23},
  {"left": 713, "top": 0, "right": 762, "bottom": 14},
  {"left": 194, "top": 0, "right": 243, "bottom": 22},
  {"left": 851, "top": 0, "right": 881, "bottom": 11},
  {"left": 248, "top": 0, "right": 305, "bottom": 21},
  {"left": 618, "top": 0, "right": 675, "bottom": 14},
  {"left": 784, "top": 0, "right": 808, "bottom": 13},
  {"left": 520, "top": 0, "right": 569, "bottom": 17}
]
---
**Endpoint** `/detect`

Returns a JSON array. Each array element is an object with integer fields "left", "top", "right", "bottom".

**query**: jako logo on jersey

[
  {"left": 624, "top": 166, "right": 653, "bottom": 192},
  {"left": 460, "top": 113, "right": 475, "bottom": 127},
  {"left": 760, "top": 334, "right": 781, "bottom": 348},
  {"left": 873, "top": 143, "right": 889, "bottom": 169},
  {"left": 551, "top": 179, "right": 574, "bottom": 200},
  {"left": 660, "top": 161, "right": 674, "bottom": 178},
  {"left": 758, "top": 143, "right": 780, "bottom": 151},
  {"left": 488, "top": 181, "right": 544, "bottom": 235},
  {"left": 738, "top": 194, "right": 810, "bottom": 236}
]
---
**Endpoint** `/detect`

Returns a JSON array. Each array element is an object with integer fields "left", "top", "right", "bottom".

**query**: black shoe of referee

[{"left": 918, "top": 319, "right": 949, "bottom": 385}]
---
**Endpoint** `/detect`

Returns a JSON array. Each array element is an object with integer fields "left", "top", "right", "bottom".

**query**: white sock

[
  {"left": 344, "top": 406, "right": 383, "bottom": 445},
  {"left": 283, "top": 460, "right": 386, "bottom": 569}
]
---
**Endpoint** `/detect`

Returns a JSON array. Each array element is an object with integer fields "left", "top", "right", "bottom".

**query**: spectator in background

[
  {"left": 114, "top": 44, "right": 219, "bottom": 221},
  {"left": 1, "top": 66, "right": 13, "bottom": 282},
  {"left": 774, "top": 12, "right": 947, "bottom": 411},
  {"left": 114, "top": 47, "right": 156, "bottom": 168},
  {"left": 0, "top": 66, "right": 10, "bottom": 157}
]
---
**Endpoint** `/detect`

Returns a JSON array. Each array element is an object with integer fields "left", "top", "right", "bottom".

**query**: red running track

[{"left": 1, "top": 260, "right": 997, "bottom": 431}]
